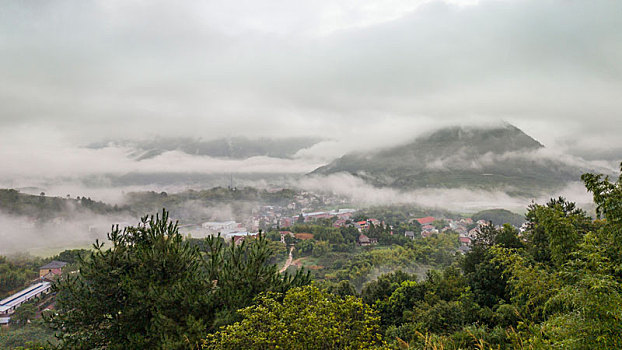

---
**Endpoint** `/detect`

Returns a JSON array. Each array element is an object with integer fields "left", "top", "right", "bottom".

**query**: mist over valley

[{"left": 1, "top": 1, "right": 622, "bottom": 347}]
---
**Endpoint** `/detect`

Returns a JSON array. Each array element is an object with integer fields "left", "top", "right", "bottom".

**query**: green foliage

[
  {"left": 312, "top": 240, "right": 330, "bottom": 257},
  {"left": 47, "top": 249, "right": 89, "bottom": 265},
  {"left": 374, "top": 267, "right": 473, "bottom": 336},
  {"left": 45, "top": 209, "right": 310, "bottom": 350},
  {"left": 0, "top": 256, "right": 40, "bottom": 299},
  {"left": 461, "top": 223, "right": 523, "bottom": 308},
  {"left": 0, "top": 320, "right": 56, "bottom": 349},
  {"left": 0, "top": 188, "right": 125, "bottom": 221},
  {"left": 203, "top": 232, "right": 311, "bottom": 328},
  {"left": 325, "top": 280, "right": 358, "bottom": 298},
  {"left": 472, "top": 208, "right": 525, "bottom": 227},
  {"left": 11, "top": 302, "right": 36, "bottom": 328},
  {"left": 203, "top": 285, "right": 384, "bottom": 349},
  {"left": 314, "top": 233, "right": 458, "bottom": 290},
  {"left": 264, "top": 230, "right": 281, "bottom": 242},
  {"left": 525, "top": 197, "right": 593, "bottom": 267},
  {"left": 361, "top": 270, "right": 414, "bottom": 305},
  {"left": 45, "top": 210, "right": 211, "bottom": 349}
]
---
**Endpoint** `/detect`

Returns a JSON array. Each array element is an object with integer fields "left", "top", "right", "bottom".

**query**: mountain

[
  {"left": 88, "top": 136, "right": 323, "bottom": 160},
  {"left": 311, "top": 124, "right": 600, "bottom": 195}
]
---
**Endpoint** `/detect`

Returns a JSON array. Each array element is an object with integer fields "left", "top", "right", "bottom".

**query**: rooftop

[
  {"left": 416, "top": 217, "right": 436, "bottom": 225},
  {"left": 0, "top": 282, "right": 51, "bottom": 313},
  {"left": 40, "top": 260, "right": 68, "bottom": 270}
]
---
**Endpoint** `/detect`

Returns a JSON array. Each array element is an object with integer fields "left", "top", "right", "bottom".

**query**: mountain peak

[{"left": 310, "top": 123, "right": 579, "bottom": 195}]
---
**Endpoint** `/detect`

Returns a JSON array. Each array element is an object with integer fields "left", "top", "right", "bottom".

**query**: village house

[
  {"left": 367, "top": 218, "right": 381, "bottom": 227},
  {"left": 459, "top": 236, "right": 472, "bottom": 246},
  {"left": 415, "top": 216, "right": 436, "bottom": 225},
  {"left": 357, "top": 234, "right": 378, "bottom": 246},
  {"left": 202, "top": 221, "right": 243, "bottom": 234},
  {"left": 333, "top": 219, "right": 348, "bottom": 228},
  {"left": 404, "top": 231, "right": 416, "bottom": 240},
  {"left": 279, "top": 231, "right": 293, "bottom": 243},
  {"left": 224, "top": 231, "right": 258, "bottom": 245},
  {"left": 230, "top": 232, "right": 259, "bottom": 245},
  {"left": 39, "top": 260, "right": 67, "bottom": 278},
  {"left": 356, "top": 220, "right": 369, "bottom": 230}
]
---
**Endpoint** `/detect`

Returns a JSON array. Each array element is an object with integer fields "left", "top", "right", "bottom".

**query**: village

[
  {"left": 184, "top": 198, "right": 524, "bottom": 254},
  {"left": 0, "top": 192, "right": 526, "bottom": 328}
]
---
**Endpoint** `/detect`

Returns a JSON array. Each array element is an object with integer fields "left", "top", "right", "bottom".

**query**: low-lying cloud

[
  {"left": 0, "top": 128, "right": 323, "bottom": 185},
  {"left": 297, "top": 173, "right": 594, "bottom": 213},
  {"left": 0, "top": 211, "right": 137, "bottom": 256}
]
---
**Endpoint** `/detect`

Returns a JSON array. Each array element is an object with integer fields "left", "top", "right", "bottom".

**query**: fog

[
  {"left": 297, "top": 173, "right": 594, "bottom": 214},
  {"left": 0, "top": 211, "right": 137, "bottom": 257},
  {"left": 1, "top": 0, "right": 620, "bottom": 256},
  {"left": 1, "top": 0, "right": 622, "bottom": 151}
]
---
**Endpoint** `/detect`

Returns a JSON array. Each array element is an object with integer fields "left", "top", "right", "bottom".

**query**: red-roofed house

[
  {"left": 416, "top": 216, "right": 436, "bottom": 225},
  {"left": 357, "top": 221, "right": 369, "bottom": 230},
  {"left": 459, "top": 236, "right": 472, "bottom": 246},
  {"left": 422, "top": 224, "right": 435, "bottom": 231}
]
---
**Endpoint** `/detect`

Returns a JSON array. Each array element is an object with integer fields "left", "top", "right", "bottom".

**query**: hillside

[
  {"left": 311, "top": 124, "right": 597, "bottom": 195},
  {"left": 471, "top": 208, "right": 525, "bottom": 227},
  {"left": 0, "top": 189, "right": 125, "bottom": 220}
]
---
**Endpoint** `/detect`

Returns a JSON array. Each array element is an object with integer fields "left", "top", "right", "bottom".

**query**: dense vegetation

[
  {"left": 0, "top": 256, "right": 40, "bottom": 299},
  {"left": 0, "top": 250, "right": 86, "bottom": 300},
  {"left": 1, "top": 165, "right": 621, "bottom": 349},
  {"left": 472, "top": 208, "right": 525, "bottom": 227},
  {"left": 44, "top": 210, "right": 309, "bottom": 349},
  {"left": 0, "top": 189, "right": 124, "bottom": 221}
]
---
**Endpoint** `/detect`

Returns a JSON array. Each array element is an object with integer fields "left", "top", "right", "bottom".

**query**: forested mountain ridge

[
  {"left": 87, "top": 136, "right": 322, "bottom": 160},
  {"left": 0, "top": 189, "right": 125, "bottom": 220},
  {"left": 311, "top": 124, "right": 603, "bottom": 195}
]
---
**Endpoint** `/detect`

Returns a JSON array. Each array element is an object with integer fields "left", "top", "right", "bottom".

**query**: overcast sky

[{"left": 1, "top": 0, "right": 621, "bottom": 165}]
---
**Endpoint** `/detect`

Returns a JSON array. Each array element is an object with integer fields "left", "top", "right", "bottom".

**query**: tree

[
  {"left": 45, "top": 209, "right": 310, "bottom": 349},
  {"left": 484, "top": 165, "right": 622, "bottom": 348},
  {"left": 525, "top": 197, "right": 593, "bottom": 266},
  {"left": 460, "top": 223, "right": 521, "bottom": 307},
  {"left": 204, "top": 231, "right": 310, "bottom": 328},
  {"left": 45, "top": 210, "right": 212, "bottom": 349},
  {"left": 312, "top": 240, "right": 330, "bottom": 257},
  {"left": 361, "top": 270, "right": 414, "bottom": 305},
  {"left": 11, "top": 302, "right": 36, "bottom": 328},
  {"left": 203, "top": 285, "right": 384, "bottom": 349},
  {"left": 582, "top": 162, "right": 622, "bottom": 254}
]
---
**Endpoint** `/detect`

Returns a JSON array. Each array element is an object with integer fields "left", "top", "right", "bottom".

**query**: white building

[
  {"left": 201, "top": 221, "right": 241, "bottom": 233},
  {"left": 0, "top": 282, "right": 51, "bottom": 318}
]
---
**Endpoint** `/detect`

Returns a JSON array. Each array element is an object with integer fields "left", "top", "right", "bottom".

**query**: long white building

[{"left": 0, "top": 282, "right": 51, "bottom": 317}]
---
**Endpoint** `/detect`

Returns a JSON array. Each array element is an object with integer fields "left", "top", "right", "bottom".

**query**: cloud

[
  {"left": 297, "top": 172, "right": 594, "bottom": 213},
  {"left": 0, "top": 211, "right": 137, "bottom": 256},
  {"left": 0, "top": 127, "right": 323, "bottom": 185},
  {"left": 422, "top": 147, "right": 617, "bottom": 174},
  {"left": 0, "top": 0, "right": 621, "bottom": 153}
]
